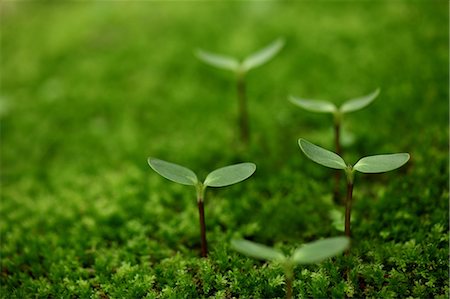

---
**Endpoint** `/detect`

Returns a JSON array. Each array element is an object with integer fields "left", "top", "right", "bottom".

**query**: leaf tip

[
  {"left": 371, "top": 88, "right": 381, "bottom": 99},
  {"left": 297, "top": 138, "right": 311, "bottom": 155},
  {"left": 288, "top": 95, "right": 297, "bottom": 104},
  {"left": 230, "top": 239, "right": 240, "bottom": 248},
  {"left": 398, "top": 152, "right": 411, "bottom": 165},
  {"left": 275, "top": 37, "right": 286, "bottom": 47},
  {"left": 298, "top": 138, "right": 307, "bottom": 149},
  {"left": 194, "top": 48, "right": 205, "bottom": 59},
  {"left": 248, "top": 162, "right": 257, "bottom": 172},
  {"left": 147, "top": 157, "right": 157, "bottom": 167}
]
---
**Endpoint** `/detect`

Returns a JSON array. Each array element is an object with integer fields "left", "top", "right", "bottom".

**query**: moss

[{"left": 1, "top": 1, "right": 448, "bottom": 298}]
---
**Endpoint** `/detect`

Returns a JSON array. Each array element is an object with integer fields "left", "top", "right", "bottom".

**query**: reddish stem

[
  {"left": 344, "top": 182, "right": 354, "bottom": 238},
  {"left": 197, "top": 199, "right": 208, "bottom": 258},
  {"left": 286, "top": 275, "right": 293, "bottom": 299}
]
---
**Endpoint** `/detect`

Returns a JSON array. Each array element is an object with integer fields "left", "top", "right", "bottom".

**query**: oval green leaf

[
  {"left": 231, "top": 239, "right": 285, "bottom": 262},
  {"left": 289, "top": 96, "right": 337, "bottom": 113},
  {"left": 148, "top": 158, "right": 198, "bottom": 186},
  {"left": 204, "top": 162, "right": 256, "bottom": 187},
  {"left": 353, "top": 153, "right": 410, "bottom": 173},
  {"left": 242, "top": 38, "right": 285, "bottom": 72},
  {"left": 298, "top": 139, "right": 347, "bottom": 170},
  {"left": 340, "top": 88, "right": 380, "bottom": 113},
  {"left": 292, "top": 237, "right": 350, "bottom": 265},
  {"left": 195, "top": 49, "right": 240, "bottom": 72}
]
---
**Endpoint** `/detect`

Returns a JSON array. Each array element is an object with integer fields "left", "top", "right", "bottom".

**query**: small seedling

[
  {"left": 196, "top": 38, "right": 285, "bottom": 144},
  {"left": 290, "top": 89, "right": 379, "bottom": 201},
  {"left": 289, "top": 89, "right": 379, "bottom": 155},
  {"left": 231, "top": 237, "right": 350, "bottom": 299},
  {"left": 298, "top": 138, "right": 409, "bottom": 239},
  {"left": 148, "top": 158, "right": 256, "bottom": 257}
]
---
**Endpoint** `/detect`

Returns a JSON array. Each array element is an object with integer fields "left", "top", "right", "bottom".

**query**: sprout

[
  {"left": 289, "top": 89, "right": 380, "bottom": 155},
  {"left": 298, "top": 138, "right": 409, "bottom": 239},
  {"left": 290, "top": 89, "right": 379, "bottom": 202},
  {"left": 231, "top": 237, "right": 350, "bottom": 299},
  {"left": 148, "top": 158, "right": 256, "bottom": 257},
  {"left": 196, "top": 38, "right": 285, "bottom": 145}
]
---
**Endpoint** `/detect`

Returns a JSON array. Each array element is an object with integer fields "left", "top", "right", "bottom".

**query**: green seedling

[
  {"left": 231, "top": 237, "right": 350, "bottom": 299},
  {"left": 289, "top": 89, "right": 379, "bottom": 155},
  {"left": 148, "top": 158, "right": 256, "bottom": 257},
  {"left": 290, "top": 89, "right": 379, "bottom": 201},
  {"left": 298, "top": 138, "right": 409, "bottom": 239},
  {"left": 196, "top": 38, "right": 285, "bottom": 144}
]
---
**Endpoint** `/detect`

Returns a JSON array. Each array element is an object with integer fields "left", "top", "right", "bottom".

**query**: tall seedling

[
  {"left": 232, "top": 237, "right": 349, "bottom": 299},
  {"left": 290, "top": 89, "right": 380, "bottom": 200},
  {"left": 148, "top": 158, "right": 256, "bottom": 257},
  {"left": 196, "top": 38, "right": 285, "bottom": 145},
  {"left": 298, "top": 139, "right": 409, "bottom": 239}
]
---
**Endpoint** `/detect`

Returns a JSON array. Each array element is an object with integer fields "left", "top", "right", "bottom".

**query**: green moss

[{"left": 1, "top": 1, "right": 448, "bottom": 298}]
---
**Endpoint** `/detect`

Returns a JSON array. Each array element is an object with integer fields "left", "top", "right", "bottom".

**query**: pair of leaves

[
  {"left": 298, "top": 139, "right": 410, "bottom": 173},
  {"left": 195, "top": 38, "right": 285, "bottom": 73},
  {"left": 148, "top": 158, "right": 256, "bottom": 188},
  {"left": 289, "top": 88, "right": 380, "bottom": 114},
  {"left": 231, "top": 237, "right": 349, "bottom": 265}
]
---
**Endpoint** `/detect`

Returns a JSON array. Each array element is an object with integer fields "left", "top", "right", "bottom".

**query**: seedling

[
  {"left": 289, "top": 89, "right": 379, "bottom": 155},
  {"left": 290, "top": 89, "right": 379, "bottom": 201},
  {"left": 231, "top": 237, "right": 350, "bottom": 299},
  {"left": 298, "top": 138, "right": 409, "bottom": 239},
  {"left": 148, "top": 158, "right": 256, "bottom": 257},
  {"left": 196, "top": 38, "right": 285, "bottom": 144}
]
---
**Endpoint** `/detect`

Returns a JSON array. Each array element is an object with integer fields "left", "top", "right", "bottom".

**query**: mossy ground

[{"left": 1, "top": 1, "right": 448, "bottom": 298}]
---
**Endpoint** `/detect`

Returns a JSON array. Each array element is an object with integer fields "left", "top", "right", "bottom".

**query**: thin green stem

[
  {"left": 333, "top": 115, "right": 342, "bottom": 204},
  {"left": 197, "top": 198, "right": 208, "bottom": 258},
  {"left": 334, "top": 119, "right": 342, "bottom": 157},
  {"left": 237, "top": 72, "right": 249, "bottom": 145}
]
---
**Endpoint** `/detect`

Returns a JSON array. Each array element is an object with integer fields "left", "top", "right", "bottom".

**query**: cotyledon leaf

[
  {"left": 353, "top": 153, "right": 410, "bottom": 173},
  {"left": 298, "top": 139, "right": 347, "bottom": 170},
  {"left": 291, "top": 237, "right": 350, "bottom": 264},
  {"left": 195, "top": 49, "right": 240, "bottom": 72},
  {"left": 231, "top": 239, "right": 285, "bottom": 262},
  {"left": 289, "top": 96, "right": 337, "bottom": 113},
  {"left": 148, "top": 158, "right": 198, "bottom": 186},
  {"left": 204, "top": 163, "right": 256, "bottom": 187},
  {"left": 340, "top": 88, "right": 380, "bottom": 113},
  {"left": 241, "top": 38, "right": 285, "bottom": 71}
]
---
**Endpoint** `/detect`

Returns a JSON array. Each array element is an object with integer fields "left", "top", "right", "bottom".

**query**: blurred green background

[{"left": 1, "top": 1, "right": 448, "bottom": 298}]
